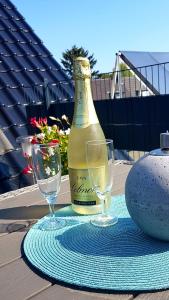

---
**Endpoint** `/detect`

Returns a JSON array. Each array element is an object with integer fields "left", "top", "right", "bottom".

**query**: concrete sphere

[{"left": 125, "top": 153, "right": 169, "bottom": 241}]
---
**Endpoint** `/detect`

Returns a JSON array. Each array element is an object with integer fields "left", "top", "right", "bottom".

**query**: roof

[
  {"left": 119, "top": 51, "right": 169, "bottom": 95},
  {"left": 0, "top": 0, "right": 74, "bottom": 193}
]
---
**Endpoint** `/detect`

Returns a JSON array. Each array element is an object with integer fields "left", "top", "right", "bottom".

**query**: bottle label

[{"left": 69, "top": 168, "right": 100, "bottom": 205}]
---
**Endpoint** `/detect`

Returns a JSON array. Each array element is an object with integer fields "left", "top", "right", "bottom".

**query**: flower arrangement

[{"left": 22, "top": 115, "right": 70, "bottom": 176}]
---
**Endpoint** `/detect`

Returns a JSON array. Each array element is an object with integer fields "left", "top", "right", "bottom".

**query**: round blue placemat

[{"left": 23, "top": 195, "right": 169, "bottom": 291}]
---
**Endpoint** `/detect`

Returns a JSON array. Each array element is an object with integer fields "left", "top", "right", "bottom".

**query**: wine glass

[
  {"left": 86, "top": 139, "right": 118, "bottom": 227},
  {"left": 31, "top": 143, "right": 66, "bottom": 230}
]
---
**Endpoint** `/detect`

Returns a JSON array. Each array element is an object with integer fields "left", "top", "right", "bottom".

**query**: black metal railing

[{"left": 93, "top": 61, "right": 169, "bottom": 100}]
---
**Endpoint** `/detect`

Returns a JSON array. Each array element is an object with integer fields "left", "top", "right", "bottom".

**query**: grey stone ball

[{"left": 125, "top": 153, "right": 169, "bottom": 241}]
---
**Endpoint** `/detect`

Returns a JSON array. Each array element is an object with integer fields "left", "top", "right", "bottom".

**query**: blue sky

[{"left": 13, "top": 0, "right": 169, "bottom": 73}]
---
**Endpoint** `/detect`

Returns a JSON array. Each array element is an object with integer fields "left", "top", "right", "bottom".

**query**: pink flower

[
  {"left": 31, "top": 136, "right": 38, "bottom": 144},
  {"left": 30, "top": 117, "right": 39, "bottom": 128},
  {"left": 23, "top": 152, "right": 29, "bottom": 158},
  {"left": 30, "top": 117, "right": 47, "bottom": 129},
  {"left": 52, "top": 139, "right": 59, "bottom": 143},
  {"left": 38, "top": 117, "right": 47, "bottom": 126},
  {"left": 48, "top": 139, "right": 59, "bottom": 146},
  {"left": 22, "top": 165, "right": 33, "bottom": 174}
]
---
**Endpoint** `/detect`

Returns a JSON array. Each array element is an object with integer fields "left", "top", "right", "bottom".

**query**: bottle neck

[{"left": 73, "top": 78, "right": 99, "bottom": 128}]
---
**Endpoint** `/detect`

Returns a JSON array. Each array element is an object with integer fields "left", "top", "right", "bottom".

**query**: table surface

[{"left": 0, "top": 161, "right": 168, "bottom": 300}]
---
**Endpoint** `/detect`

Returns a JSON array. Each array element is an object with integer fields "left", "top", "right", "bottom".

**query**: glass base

[
  {"left": 38, "top": 217, "right": 66, "bottom": 231},
  {"left": 91, "top": 215, "right": 118, "bottom": 227}
]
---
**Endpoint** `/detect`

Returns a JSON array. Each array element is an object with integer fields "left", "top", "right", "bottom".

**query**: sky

[{"left": 12, "top": 0, "right": 169, "bottom": 73}]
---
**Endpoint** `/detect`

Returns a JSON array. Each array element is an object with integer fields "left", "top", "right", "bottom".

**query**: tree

[
  {"left": 61, "top": 45, "right": 99, "bottom": 78},
  {"left": 119, "top": 63, "right": 133, "bottom": 77},
  {"left": 97, "top": 72, "right": 113, "bottom": 79}
]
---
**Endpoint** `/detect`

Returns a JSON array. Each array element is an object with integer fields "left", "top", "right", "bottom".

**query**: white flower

[
  {"left": 51, "top": 169, "right": 56, "bottom": 176},
  {"left": 37, "top": 133, "right": 45, "bottom": 139},
  {"left": 52, "top": 124, "right": 58, "bottom": 130},
  {"left": 59, "top": 129, "right": 64, "bottom": 135},
  {"left": 45, "top": 166, "right": 51, "bottom": 176},
  {"left": 65, "top": 128, "right": 70, "bottom": 135},
  {"left": 49, "top": 116, "right": 58, "bottom": 121},
  {"left": 47, "top": 127, "right": 52, "bottom": 134},
  {"left": 48, "top": 147, "right": 54, "bottom": 156},
  {"left": 62, "top": 114, "right": 67, "bottom": 121}
]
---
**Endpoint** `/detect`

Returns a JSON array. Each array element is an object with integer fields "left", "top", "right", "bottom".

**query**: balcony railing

[{"left": 93, "top": 61, "right": 169, "bottom": 100}]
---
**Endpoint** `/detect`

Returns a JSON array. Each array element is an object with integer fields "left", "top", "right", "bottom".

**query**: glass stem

[
  {"left": 101, "top": 197, "right": 106, "bottom": 217},
  {"left": 101, "top": 193, "right": 110, "bottom": 217},
  {"left": 49, "top": 203, "right": 55, "bottom": 218}
]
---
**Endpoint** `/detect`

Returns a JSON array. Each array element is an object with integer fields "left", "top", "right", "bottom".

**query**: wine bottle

[{"left": 68, "top": 57, "right": 106, "bottom": 215}]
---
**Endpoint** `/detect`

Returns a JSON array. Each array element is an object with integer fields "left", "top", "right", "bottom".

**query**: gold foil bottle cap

[{"left": 73, "top": 57, "right": 91, "bottom": 80}]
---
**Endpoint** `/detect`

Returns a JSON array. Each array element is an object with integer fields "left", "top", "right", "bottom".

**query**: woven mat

[{"left": 23, "top": 195, "right": 169, "bottom": 291}]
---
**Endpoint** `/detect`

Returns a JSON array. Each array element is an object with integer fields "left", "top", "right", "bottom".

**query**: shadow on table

[
  {"left": 0, "top": 204, "right": 68, "bottom": 233},
  {"left": 56, "top": 217, "right": 169, "bottom": 257}
]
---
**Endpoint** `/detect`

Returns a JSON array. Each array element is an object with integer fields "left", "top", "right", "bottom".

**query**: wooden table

[{"left": 0, "top": 162, "right": 168, "bottom": 300}]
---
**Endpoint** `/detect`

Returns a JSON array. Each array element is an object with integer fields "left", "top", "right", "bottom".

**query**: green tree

[
  {"left": 61, "top": 45, "right": 99, "bottom": 78},
  {"left": 97, "top": 63, "right": 133, "bottom": 79},
  {"left": 97, "top": 72, "right": 113, "bottom": 79},
  {"left": 119, "top": 63, "right": 133, "bottom": 77}
]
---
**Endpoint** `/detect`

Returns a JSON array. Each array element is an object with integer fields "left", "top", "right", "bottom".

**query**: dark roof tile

[{"left": 0, "top": 0, "right": 74, "bottom": 193}]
